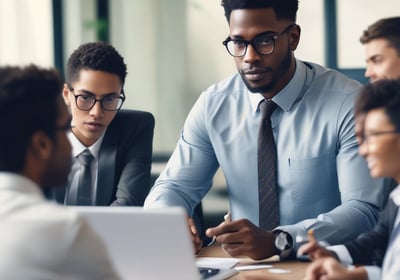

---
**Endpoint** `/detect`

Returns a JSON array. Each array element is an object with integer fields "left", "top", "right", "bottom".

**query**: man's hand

[
  {"left": 188, "top": 217, "right": 203, "bottom": 254},
  {"left": 304, "top": 257, "right": 368, "bottom": 280},
  {"left": 298, "top": 230, "right": 336, "bottom": 261},
  {"left": 205, "top": 218, "right": 277, "bottom": 260}
]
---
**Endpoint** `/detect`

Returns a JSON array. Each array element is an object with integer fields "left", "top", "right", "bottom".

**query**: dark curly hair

[
  {"left": 66, "top": 41, "right": 127, "bottom": 86},
  {"left": 221, "top": 0, "right": 298, "bottom": 23},
  {"left": 0, "top": 65, "right": 62, "bottom": 172},
  {"left": 360, "top": 17, "right": 400, "bottom": 56},
  {"left": 355, "top": 79, "right": 400, "bottom": 133}
]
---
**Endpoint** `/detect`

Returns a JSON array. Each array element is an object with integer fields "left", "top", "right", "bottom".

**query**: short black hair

[
  {"left": 355, "top": 79, "right": 400, "bottom": 132},
  {"left": 221, "top": 0, "right": 299, "bottom": 23},
  {"left": 0, "top": 65, "right": 62, "bottom": 172},
  {"left": 66, "top": 41, "right": 127, "bottom": 86},
  {"left": 360, "top": 17, "right": 400, "bottom": 55}
]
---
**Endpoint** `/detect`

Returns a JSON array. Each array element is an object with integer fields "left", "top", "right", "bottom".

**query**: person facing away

[
  {"left": 144, "top": 0, "right": 390, "bottom": 260},
  {"left": 0, "top": 65, "right": 120, "bottom": 279},
  {"left": 300, "top": 79, "right": 400, "bottom": 280},
  {"left": 48, "top": 41, "right": 154, "bottom": 206},
  {"left": 361, "top": 17, "right": 400, "bottom": 83}
]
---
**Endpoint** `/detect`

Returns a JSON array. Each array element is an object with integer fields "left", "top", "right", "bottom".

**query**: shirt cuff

[
  {"left": 364, "top": 265, "right": 381, "bottom": 280},
  {"left": 328, "top": 244, "right": 353, "bottom": 266}
]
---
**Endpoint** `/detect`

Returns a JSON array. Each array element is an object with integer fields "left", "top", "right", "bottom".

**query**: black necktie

[
  {"left": 76, "top": 149, "right": 93, "bottom": 205},
  {"left": 258, "top": 99, "right": 279, "bottom": 230}
]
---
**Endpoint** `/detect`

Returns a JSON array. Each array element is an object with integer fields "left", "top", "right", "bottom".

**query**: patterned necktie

[
  {"left": 76, "top": 149, "right": 93, "bottom": 205},
  {"left": 258, "top": 99, "right": 279, "bottom": 230}
]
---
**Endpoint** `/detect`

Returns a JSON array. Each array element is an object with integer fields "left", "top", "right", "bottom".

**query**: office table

[{"left": 198, "top": 244, "right": 309, "bottom": 279}]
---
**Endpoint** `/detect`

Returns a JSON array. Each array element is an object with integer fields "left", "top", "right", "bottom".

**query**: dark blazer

[
  {"left": 344, "top": 196, "right": 399, "bottom": 266},
  {"left": 49, "top": 109, "right": 154, "bottom": 206}
]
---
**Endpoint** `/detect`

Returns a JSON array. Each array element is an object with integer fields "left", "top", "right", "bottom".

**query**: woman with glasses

[
  {"left": 48, "top": 41, "right": 154, "bottom": 207},
  {"left": 300, "top": 79, "right": 400, "bottom": 280}
]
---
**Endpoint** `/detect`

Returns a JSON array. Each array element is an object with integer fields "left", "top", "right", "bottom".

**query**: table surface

[{"left": 198, "top": 245, "right": 309, "bottom": 280}]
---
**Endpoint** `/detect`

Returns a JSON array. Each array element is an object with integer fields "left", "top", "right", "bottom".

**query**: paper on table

[
  {"left": 196, "top": 257, "right": 239, "bottom": 269},
  {"left": 235, "top": 264, "right": 273, "bottom": 271}
]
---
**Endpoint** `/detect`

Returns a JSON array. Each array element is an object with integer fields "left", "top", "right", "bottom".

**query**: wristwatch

[{"left": 273, "top": 230, "right": 293, "bottom": 259}]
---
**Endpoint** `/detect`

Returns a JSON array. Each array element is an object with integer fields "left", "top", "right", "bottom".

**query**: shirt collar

[
  {"left": 390, "top": 185, "right": 400, "bottom": 206},
  {"left": 67, "top": 130, "right": 106, "bottom": 160},
  {"left": 249, "top": 59, "right": 308, "bottom": 113}
]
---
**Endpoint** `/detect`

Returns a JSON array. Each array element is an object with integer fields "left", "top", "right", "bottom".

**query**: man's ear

[
  {"left": 29, "top": 131, "right": 53, "bottom": 161},
  {"left": 289, "top": 24, "right": 301, "bottom": 51},
  {"left": 62, "top": 83, "right": 71, "bottom": 106}
]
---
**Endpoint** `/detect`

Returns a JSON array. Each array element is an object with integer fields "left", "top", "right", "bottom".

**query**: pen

[{"left": 207, "top": 211, "right": 231, "bottom": 247}]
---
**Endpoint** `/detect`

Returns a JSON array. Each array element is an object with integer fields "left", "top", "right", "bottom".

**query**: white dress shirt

[
  {"left": 67, "top": 130, "right": 105, "bottom": 203},
  {"left": 330, "top": 185, "right": 400, "bottom": 280},
  {"left": 0, "top": 172, "right": 120, "bottom": 279}
]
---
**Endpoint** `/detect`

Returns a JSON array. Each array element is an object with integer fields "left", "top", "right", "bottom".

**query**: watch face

[{"left": 275, "top": 232, "right": 288, "bottom": 251}]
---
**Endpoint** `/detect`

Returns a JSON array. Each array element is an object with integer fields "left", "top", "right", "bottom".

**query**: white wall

[
  {"left": 0, "top": 0, "right": 53, "bottom": 67},
  {"left": 337, "top": 0, "right": 400, "bottom": 68}
]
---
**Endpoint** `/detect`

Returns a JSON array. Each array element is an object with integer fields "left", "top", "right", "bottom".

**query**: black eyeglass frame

[
  {"left": 67, "top": 85, "right": 125, "bottom": 112},
  {"left": 222, "top": 23, "right": 296, "bottom": 57}
]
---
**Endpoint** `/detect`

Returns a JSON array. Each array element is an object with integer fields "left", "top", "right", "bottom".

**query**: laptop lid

[{"left": 71, "top": 206, "right": 236, "bottom": 280}]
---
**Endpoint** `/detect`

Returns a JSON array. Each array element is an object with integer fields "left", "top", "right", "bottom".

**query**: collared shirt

[
  {"left": 145, "top": 60, "right": 387, "bottom": 248},
  {"left": 330, "top": 185, "right": 400, "bottom": 280},
  {"left": 67, "top": 130, "right": 106, "bottom": 204},
  {"left": 0, "top": 172, "right": 119, "bottom": 279},
  {"left": 381, "top": 186, "right": 400, "bottom": 279}
]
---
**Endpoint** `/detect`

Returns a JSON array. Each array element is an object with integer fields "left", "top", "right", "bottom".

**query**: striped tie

[
  {"left": 257, "top": 99, "right": 279, "bottom": 230},
  {"left": 76, "top": 149, "right": 93, "bottom": 205}
]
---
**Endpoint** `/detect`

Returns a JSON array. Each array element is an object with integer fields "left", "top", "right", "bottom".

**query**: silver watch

[{"left": 273, "top": 230, "right": 293, "bottom": 259}]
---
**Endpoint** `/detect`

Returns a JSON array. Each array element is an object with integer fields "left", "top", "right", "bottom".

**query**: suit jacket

[
  {"left": 344, "top": 197, "right": 399, "bottom": 266},
  {"left": 50, "top": 109, "right": 155, "bottom": 206},
  {"left": 0, "top": 173, "right": 120, "bottom": 280}
]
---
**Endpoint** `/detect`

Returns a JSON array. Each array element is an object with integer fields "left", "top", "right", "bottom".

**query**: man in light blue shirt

[{"left": 145, "top": 0, "right": 389, "bottom": 260}]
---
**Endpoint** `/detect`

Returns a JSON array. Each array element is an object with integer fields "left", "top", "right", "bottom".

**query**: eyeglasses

[
  {"left": 358, "top": 130, "right": 400, "bottom": 144},
  {"left": 222, "top": 24, "right": 296, "bottom": 57},
  {"left": 68, "top": 86, "right": 125, "bottom": 111}
]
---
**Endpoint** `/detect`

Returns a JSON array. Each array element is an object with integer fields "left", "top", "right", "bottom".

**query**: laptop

[{"left": 71, "top": 206, "right": 237, "bottom": 280}]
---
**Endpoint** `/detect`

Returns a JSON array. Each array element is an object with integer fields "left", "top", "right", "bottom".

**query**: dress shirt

[
  {"left": 66, "top": 130, "right": 105, "bottom": 204},
  {"left": 0, "top": 172, "right": 119, "bottom": 279},
  {"left": 330, "top": 185, "right": 400, "bottom": 280},
  {"left": 381, "top": 186, "right": 400, "bottom": 279},
  {"left": 145, "top": 60, "right": 388, "bottom": 249}
]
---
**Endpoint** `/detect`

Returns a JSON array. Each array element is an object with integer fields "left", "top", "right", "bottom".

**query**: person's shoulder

[
  {"left": 31, "top": 200, "right": 84, "bottom": 226},
  {"left": 203, "top": 73, "right": 245, "bottom": 97},
  {"left": 113, "top": 109, "right": 154, "bottom": 125},
  {"left": 304, "top": 61, "right": 361, "bottom": 93},
  {"left": 108, "top": 109, "right": 155, "bottom": 132}
]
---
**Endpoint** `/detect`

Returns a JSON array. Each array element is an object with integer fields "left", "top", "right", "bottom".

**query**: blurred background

[
  {"left": 1, "top": 0, "right": 399, "bottom": 153},
  {"left": 1, "top": 0, "right": 399, "bottom": 226}
]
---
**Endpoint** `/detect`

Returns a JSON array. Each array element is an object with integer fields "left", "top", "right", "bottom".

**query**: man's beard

[{"left": 240, "top": 47, "right": 292, "bottom": 94}]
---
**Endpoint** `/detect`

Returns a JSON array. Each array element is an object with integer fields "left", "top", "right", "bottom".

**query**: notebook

[{"left": 71, "top": 206, "right": 237, "bottom": 280}]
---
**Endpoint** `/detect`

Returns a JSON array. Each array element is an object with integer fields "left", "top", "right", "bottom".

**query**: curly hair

[
  {"left": 0, "top": 65, "right": 62, "bottom": 172},
  {"left": 221, "top": 0, "right": 298, "bottom": 23},
  {"left": 66, "top": 41, "right": 127, "bottom": 86},
  {"left": 355, "top": 79, "right": 400, "bottom": 132}
]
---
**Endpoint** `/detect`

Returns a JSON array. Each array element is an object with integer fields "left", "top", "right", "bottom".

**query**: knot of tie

[
  {"left": 79, "top": 149, "right": 93, "bottom": 167},
  {"left": 259, "top": 99, "right": 277, "bottom": 120}
]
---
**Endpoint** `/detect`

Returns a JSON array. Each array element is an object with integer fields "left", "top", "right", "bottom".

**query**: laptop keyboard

[{"left": 198, "top": 267, "right": 220, "bottom": 279}]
